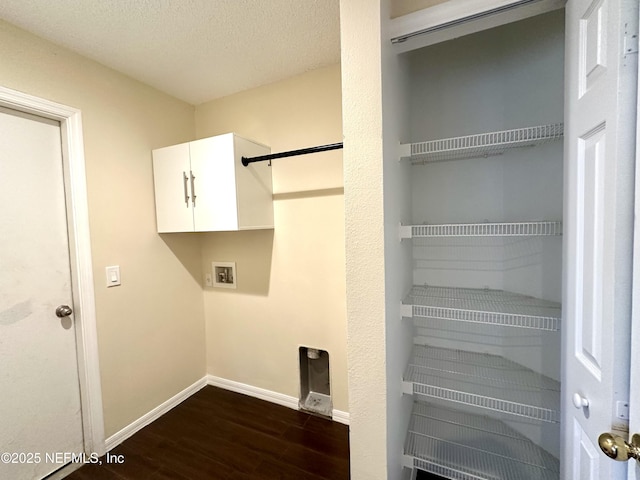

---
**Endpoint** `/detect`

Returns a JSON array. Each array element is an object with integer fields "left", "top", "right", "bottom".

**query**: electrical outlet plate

[
  {"left": 212, "top": 261, "right": 237, "bottom": 289},
  {"left": 205, "top": 273, "right": 213, "bottom": 287}
]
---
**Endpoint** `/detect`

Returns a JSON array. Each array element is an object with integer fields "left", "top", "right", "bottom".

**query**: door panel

[
  {"left": 575, "top": 123, "right": 606, "bottom": 377},
  {"left": 190, "top": 134, "right": 239, "bottom": 232},
  {"left": 573, "top": 418, "right": 601, "bottom": 480},
  {"left": 564, "top": 0, "right": 637, "bottom": 478},
  {"left": 0, "top": 106, "right": 84, "bottom": 479},
  {"left": 628, "top": 6, "right": 640, "bottom": 480},
  {"left": 580, "top": 0, "right": 608, "bottom": 96},
  {"left": 152, "top": 142, "right": 194, "bottom": 233}
]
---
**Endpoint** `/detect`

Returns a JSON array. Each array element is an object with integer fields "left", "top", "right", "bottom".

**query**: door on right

[{"left": 563, "top": 0, "right": 637, "bottom": 478}]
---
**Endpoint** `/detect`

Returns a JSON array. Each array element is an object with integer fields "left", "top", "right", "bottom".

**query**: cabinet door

[
  {"left": 152, "top": 142, "right": 194, "bottom": 233},
  {"left": 190, "top": 134, "right": 239, "bottom": 231},
  {"left": 233, "top": 135, "right": 273, "bottom": 230}
]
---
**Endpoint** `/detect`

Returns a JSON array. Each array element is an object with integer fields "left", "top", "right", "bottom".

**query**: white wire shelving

[
  {"left": 403, "top": 286, "right": 561, "bottom": 331},
  {"left": 404, "top": 402, "right": 559, "bottom": 480},
  {"left": 402, "top": 123, "right": 564, "bottom": 164},
  {"left": 403, "top": 345, "right": 560, "bottom": 423},
  {"left": 400, "top": 221, "right": 562, "bottom": 239}
]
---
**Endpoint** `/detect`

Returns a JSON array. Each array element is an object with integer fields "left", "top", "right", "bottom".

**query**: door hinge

[
  {"left": 612, "top": 400, "right": 631, "bottom": 433},
  {"left": 616, "top": 400, "right": 630, "bottom": 421},
  {"left": 624, "top": 23, "right": 639, "bottom": 57}
]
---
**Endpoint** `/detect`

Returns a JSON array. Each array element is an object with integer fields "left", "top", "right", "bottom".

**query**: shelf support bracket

[
  {"left": 401, "top": 303, "right": 413, "bottom": 319},
  {"left": 402, "top": 381, "right": 414, "bottom": 396},
  {"left": 399, "top": 224, "right": 413, "bottom": 240},
  {"left": 399, "top": 143, "right": 411, "bottom": 160}
]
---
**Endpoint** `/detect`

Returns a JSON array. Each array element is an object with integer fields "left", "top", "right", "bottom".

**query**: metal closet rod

[{"left": 241, "top": 142, "right": 343, "bottom": 166}]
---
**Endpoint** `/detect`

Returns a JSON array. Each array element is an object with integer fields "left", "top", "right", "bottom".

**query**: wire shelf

[
  {"left": 403, "top": 221, "right": 562, "bottom": 238},
  {"left": 404, "top": 286, "right": 561, "bottom": 331},
  {"left": 405, "top": 402, "right": 559, "bottom": 480},
  {"left": 404, "top": 123, "right": 564, "bottom": 164},
  {"left": 404, "top": 345, "right": 560, "bottom": 422}
]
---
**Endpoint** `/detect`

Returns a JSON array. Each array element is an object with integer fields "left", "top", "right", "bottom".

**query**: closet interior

[{"left": 397, "top": 9, "right": 565, "bottom": 480}]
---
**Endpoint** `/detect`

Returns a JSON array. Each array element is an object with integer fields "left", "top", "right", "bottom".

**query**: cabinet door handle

[
  {"left": 183, "top": 172, "right": 190, "bottom": 207},
  {"left": 190, "top": 171, "right": 196, "bottom": 207}
]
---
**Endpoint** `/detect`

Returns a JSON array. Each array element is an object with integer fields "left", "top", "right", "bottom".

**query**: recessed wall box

[
  {"left": 299, "top": 346, "right": 332, "bottom": 418},
  {"left": 212, "top": 261, "right": 236, "bottom": 289}
]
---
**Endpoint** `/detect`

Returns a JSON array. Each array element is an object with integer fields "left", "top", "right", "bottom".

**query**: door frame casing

[{"left": 0, "top": 86, "right": 105, "bottom": 455}]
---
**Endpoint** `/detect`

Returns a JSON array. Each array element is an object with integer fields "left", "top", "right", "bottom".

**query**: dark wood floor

[{"left": 65, "top": 386, "right": 349, "bottom": 480}]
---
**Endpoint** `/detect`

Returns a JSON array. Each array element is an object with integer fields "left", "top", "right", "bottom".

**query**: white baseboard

[
  {"left": 44, "top": 461, "right": 83, "bottom": 480},
  {"left": 206, "top": 375, "right": 299, "bottom": 409},
  {"left": 104, "top": 375, "right": 350, "bottom": 452},
  {"left": 104, "top": 377, "right": 207, "bottom": 451},
  {"left": 332, "top": 409, "right": 350, "bottom": 425},
  {"left": 206, "top": 375, "right": 349, "bottom": 425}
]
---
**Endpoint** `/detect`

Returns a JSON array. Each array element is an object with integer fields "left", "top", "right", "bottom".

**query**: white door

[
  {"left": 0, "top": 106, "right": 84, "bottom": 479},
  {"left": 563, "top": 0, "right": 638, "bottom": 478},
  {"left": 152, "top": 142, "right": 194, "bottom": 233},
  {"left": 628, "top": 9, "right": 640, "bottom": 478}
]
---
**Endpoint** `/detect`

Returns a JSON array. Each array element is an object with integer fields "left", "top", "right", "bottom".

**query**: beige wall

[
  {"left": 0, "top": 17, "right": 347, "bottom": 441},
  {"left": 0, "top": 20, "right": 206, "bottom": 437},
  {"left": 194, "top": 65, "right": 348, "bottom": 412}
]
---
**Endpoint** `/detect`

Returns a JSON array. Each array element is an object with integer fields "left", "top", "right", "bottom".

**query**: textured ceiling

[{"left": 0, "top": 0, "right": 341, "bottom": 105}]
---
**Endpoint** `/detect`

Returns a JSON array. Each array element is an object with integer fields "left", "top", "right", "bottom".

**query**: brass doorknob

[{"left": 598, "top": 433, "right": 640, "bottom": 462}]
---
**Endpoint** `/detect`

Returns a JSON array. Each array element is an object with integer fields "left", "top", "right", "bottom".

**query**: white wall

[
  {"left": 382, "top": 18, "right": 415, "bottom": 480},
  {"left": 340, "top": 0, "right": 416, "bottom": 478}
]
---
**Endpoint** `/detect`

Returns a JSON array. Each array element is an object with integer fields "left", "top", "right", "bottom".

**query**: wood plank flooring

[{"left": 65, "top": 386, "right": 349, "bottom": 480}]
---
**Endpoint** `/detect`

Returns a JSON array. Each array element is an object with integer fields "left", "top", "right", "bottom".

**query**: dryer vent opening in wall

[{"left": 299, "top": 347, "right": 332, "bottom": 418}]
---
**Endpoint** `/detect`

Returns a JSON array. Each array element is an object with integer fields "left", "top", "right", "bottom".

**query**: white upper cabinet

[{"left": 152, "top": 133, "right": 273, "bottom": 233}]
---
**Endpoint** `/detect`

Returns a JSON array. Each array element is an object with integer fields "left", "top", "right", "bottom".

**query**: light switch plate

[{"left": 106, "top": 265, "right": 121, "bottom": 287}]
